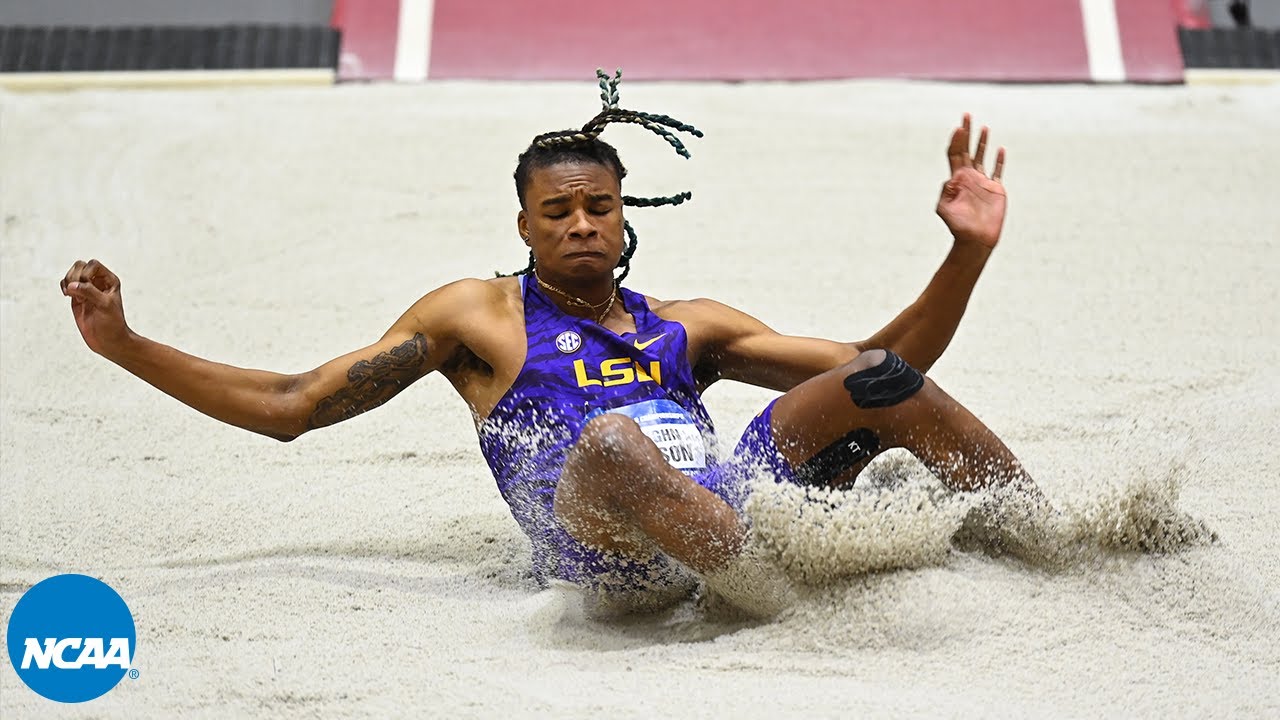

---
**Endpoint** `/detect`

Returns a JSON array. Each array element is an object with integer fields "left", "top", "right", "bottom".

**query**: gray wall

[
  {"left": 1209, "top": 0, "right": 1280, "bottom": 28},
  {"left": 0, "top": 0, "right": 333, "bottom": 26}
]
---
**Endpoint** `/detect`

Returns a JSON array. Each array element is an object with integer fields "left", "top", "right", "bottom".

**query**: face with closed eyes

[{"left": 517, "top": 161, "right": 624, "bottom": 284}]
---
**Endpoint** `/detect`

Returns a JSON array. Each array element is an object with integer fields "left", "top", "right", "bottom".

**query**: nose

[{"left": 567, "top": 209, "right": 598, "bottom": 239}]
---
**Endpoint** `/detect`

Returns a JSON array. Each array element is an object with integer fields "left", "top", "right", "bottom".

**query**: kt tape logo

[{"left": 6, "top": 574, "right": 136, "bottom": 703}]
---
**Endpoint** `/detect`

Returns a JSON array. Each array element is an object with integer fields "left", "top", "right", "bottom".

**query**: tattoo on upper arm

[{"left": 306, "top": 333, "right": 429, "bottom": 430}]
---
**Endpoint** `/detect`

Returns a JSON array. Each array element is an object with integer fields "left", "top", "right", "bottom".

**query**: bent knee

[
  {"left": 567, "top": 414, "right": 660, "bottom": 487},
  {"left": 847, "top": 348, "right": 888, "bottom": 374},
  {"left": 559, "top": 415, "right": 654, "bottom": 519},
  {"left": 576, "top": 413, "right": 646, "bottom": 456},
  {"left": 566, "top": 413, "right": 680, "bottom": 503},
  {"left": 842, "top": 348, "right": 926, "bottom": 409}
]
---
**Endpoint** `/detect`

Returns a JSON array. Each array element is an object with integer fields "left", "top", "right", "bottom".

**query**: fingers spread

[
  {"left": 947, "top": 114, "right": 975, "bottom": 174},
  {"left": 973, "top": 126, "right": 989, "bottom": 170},
  {"left": 947, "top": 129, "right": 966, "bottom": 173},
  {"left": 947, "top": 132, "right": 968, "bottom": 175},
  {"left": 993, "top": 147, "right": 1006, "bottom": 182}
]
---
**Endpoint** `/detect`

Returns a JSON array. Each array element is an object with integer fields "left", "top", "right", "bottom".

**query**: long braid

[
  {"left": 622, "top": 191, "right": 691, "bottom": 208},
  {"left": 504, "top": 250, "right": 535, "bottom": 278},
  {"left": 616, "top": 220, "right": 639, "bottom": 284},
  {"left": 501, "top": 68, "right": 701, "bottom": 279}
]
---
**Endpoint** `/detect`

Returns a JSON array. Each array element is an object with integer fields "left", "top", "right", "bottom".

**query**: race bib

[{"left": 586, "top": 399, "right": 708, "bottom": 472}]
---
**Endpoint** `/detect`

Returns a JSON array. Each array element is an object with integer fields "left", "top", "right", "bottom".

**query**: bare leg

[
  {"left": 771, "top": 349, "right": 1056, "bottom": 558},
  {"left": 554, "top": 413, "right": 745, "bottom": 574},
  {"left": 553, "top": 349, "right": 1052, "bottom": 617},
  {"left": 771, "top": 349, "right": 1040, "bottom": 496},
  {"left": 555, "top": 415, "right": 797, "bottom": 617}
]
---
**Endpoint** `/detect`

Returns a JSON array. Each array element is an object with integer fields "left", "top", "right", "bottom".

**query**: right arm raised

[{"left": 61, "top": 259, "right": 475, "bottom": 442}]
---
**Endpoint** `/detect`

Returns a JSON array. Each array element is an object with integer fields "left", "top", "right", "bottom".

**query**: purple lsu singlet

[{"left": 478, "top": 275, "right": 756, "bottom": 587}]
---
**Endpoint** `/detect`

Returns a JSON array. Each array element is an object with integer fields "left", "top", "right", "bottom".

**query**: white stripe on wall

[
  {"left": 394, "top": 0, "right": 434, "bottom": 82},
  {"left": 1079, "top": 0, "right": 1126, "bottom": 82}
]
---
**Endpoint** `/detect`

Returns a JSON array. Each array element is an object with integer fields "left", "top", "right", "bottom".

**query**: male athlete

[{"left": 61, "top": 72, "right": 1046, "bottom": 616}]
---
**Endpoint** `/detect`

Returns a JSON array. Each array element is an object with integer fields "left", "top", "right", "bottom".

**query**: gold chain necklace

[{"left": 535, "top": 272, "right": 618, "bottom": 323}]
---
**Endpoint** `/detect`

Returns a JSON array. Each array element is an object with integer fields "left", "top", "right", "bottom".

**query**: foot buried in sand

[{"left": 701, "top": 539, "right": 798, "bottom": 619}]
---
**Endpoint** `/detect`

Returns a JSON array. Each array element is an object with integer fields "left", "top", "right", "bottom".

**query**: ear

[{"left": 517, "top": 210, "right": 530, "bottom": 247}]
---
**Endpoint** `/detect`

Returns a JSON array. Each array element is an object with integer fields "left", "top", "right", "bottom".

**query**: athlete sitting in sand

[{"left": 61, "top": 71, "right": 1048, "bottom": 617}]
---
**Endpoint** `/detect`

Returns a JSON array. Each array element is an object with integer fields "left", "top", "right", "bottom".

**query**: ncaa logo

[
  {"left": 555, "top": 330, "right": 582, "bottom": 354},
  {"left": 6, "top": 574, "right": 136, "bottom": 703}
]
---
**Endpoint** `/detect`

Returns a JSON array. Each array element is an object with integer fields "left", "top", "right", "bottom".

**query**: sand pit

[{"left": 2, "top": 80, "right": 1278, "bottom": 717}]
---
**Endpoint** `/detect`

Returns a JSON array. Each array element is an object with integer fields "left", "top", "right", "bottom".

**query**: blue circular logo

[
  {"left": 555, "top": 330, "right": 582, "bottom": 354},
  {"left": 6, "top": 574, "right": 136, "bottom": 703}
]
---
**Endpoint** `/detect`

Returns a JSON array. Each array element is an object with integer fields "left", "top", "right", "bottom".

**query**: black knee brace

[
  {"left": 794, "top": 427, "right": 881, "bottom": 487},
  {"left": 843, "top": 350, "right": 924, "bottom": 409}
]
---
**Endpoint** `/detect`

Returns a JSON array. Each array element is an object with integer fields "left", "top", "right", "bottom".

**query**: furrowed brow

[{"left": 540, "top": 195, "right": 571, "bottom": 207}]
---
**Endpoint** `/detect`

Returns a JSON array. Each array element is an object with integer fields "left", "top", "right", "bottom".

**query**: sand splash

[{"left": 743, "top": 451, "right": 1217, "bottom": 586}]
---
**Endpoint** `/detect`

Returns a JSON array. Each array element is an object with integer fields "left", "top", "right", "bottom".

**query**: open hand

[
  {"left": 936, "top": 114, "right": 1007, "bottom": 249},
  {"left": 60, "top": 259, "right": 131, "bottom": 356}
]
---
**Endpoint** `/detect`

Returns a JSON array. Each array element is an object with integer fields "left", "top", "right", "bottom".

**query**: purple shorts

[{"left": 706, "top": 398, "right": 797, "bottom": 504}]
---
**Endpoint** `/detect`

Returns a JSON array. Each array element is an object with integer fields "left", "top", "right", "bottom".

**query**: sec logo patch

[{"left": 555, "top": 330, "right": 582, "bottom": 354}]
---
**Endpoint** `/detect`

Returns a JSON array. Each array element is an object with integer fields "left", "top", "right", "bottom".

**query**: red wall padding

[{"left": 333, "top": 0, "right": 1184, "bottom": 83}]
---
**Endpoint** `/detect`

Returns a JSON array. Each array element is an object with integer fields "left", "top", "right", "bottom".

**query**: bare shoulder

[
  {"left": 388, "top": 276, "right": 524, "bottom": 366},
  {"left": 645, "top": 295, "right": 726, "bottom": 320},
  {"left": 646, "top": 295, "right": 766, "bottom": 339},
  {"left": 483, "top": 275, "right": 523, "bottom": 298},
  {"left": 436, "top": 276, "right": 519, "bottom": 305},
  {"left": 397, "top": 276, "right": 525, "bottom": 395},
  {"left": 646, "top": 292, "right": 856, "bottom": 392},
  {"left": 404, "top": 276, "right": 521, "bottom": 328}
]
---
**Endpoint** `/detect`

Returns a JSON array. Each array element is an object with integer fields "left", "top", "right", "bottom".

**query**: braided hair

[{"left": 504, "top": 68, "right": 702, "bottom": 284}]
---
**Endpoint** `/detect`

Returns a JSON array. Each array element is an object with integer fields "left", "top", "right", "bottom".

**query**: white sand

[{"left": 2, "top": 80, "right": 1278, "bottom": 717}]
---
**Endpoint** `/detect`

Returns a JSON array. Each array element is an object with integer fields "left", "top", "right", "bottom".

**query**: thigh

[
  {"left": 765, "top": 350, "right": 1042, "bottom": 498},
  {"left": 555, "top": 413, "right": 745, "bottom": 573},
  {"left": 769, "top": 349, "right": 938, "bottom": 487}
]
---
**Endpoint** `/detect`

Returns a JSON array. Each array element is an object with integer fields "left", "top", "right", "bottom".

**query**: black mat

[
  {"left": 0, "top": 25, "right": 339, "bottom": 73},
  {"left": 1180, "top": 27, "right": 1280, "bottom": 69}
]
